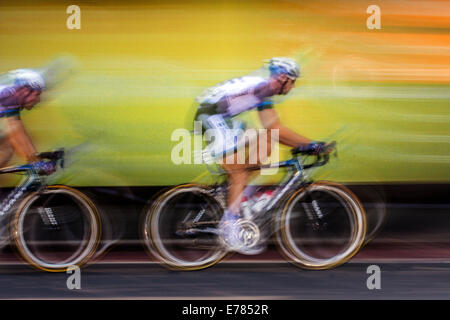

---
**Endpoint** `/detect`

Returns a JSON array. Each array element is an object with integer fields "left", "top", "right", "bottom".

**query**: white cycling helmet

[
  {"left": 10, "top": 68, "right": 46, "bottom": 91},
  {"left": 268, "top": 57, "right": 300, "bottom": 80}
]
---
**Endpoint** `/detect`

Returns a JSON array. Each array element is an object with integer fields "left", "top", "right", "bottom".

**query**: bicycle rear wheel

[
  {"left": 143, "top": 184, "right": 226, "bottom": 270},
  {"left": 13, "top": 185, "right": 101, "bottom": 272},
  {"left": 277, "top": 181, "right": 366, "bottom": 270}
]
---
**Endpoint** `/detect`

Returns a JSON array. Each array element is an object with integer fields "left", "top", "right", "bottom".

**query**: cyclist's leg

[
  {"left": 197, "top": 113, "right": 274, "bottom": 243},
  {"left": 223, "top": 166, "right": 253, "bottom": 214},
  {"left": 221, "top": 127, "right": 274, "bottom": 213},
  {"left": 197, "top": 112, "right": 244, "bottom": 210},
  {"left": 0, "top": 135, "right": 14, "bottom": 168},
  {"left": 194, "top": 113, "right": 242, "bottom": 246},
  {"left": 218, "top": 131, "right": 273, "bottom": 248}
]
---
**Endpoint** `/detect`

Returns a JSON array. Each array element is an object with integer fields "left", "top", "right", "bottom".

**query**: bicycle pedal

[
  {"left": 236, "top": 219, "right": 260, "bottom": 246},
  {"left": 220, "top": 219, "right": 262, "bottom": 253}
]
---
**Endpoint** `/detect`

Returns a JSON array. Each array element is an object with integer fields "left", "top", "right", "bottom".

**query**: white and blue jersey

[
  {"left": 194, "top": 76, "right": 276, "bottom": 161},
  {"left": 195, "top": 76, "right": 274, "bottom": 118}
]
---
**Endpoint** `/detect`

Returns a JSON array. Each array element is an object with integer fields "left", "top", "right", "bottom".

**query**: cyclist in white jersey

[
  {"left": 0, "top": 69, "right": 55, "bottom": 174},
  {"left": 193, "top": 57, "right": 329, "bottom": 248}
]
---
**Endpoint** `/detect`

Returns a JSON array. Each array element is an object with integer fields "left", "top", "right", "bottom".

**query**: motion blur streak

[{"left": 0, "top": 0, "right": 448, "bottom": 186}]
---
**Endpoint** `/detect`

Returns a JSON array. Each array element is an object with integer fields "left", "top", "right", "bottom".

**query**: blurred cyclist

[
  {"left": 0, "top": 69, "right": 55, "bottom": 175},
  {"left": 193, "top": 57, "right": 330, "bottom": 248}
]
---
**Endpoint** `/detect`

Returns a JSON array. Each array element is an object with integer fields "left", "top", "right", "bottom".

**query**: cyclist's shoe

[{"left": 219, "top": 212, "right": 244, "bottom": 250}]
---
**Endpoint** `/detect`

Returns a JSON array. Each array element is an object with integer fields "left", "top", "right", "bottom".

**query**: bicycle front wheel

[
  {"left": 143, "top": 184, "right": 227, "bottom": 270},
  {"left": 13, "top": 185, "right": 101, "bottom": 272},
  {"left": 277, "top": 181, "right": 366, "bottom": 270}
]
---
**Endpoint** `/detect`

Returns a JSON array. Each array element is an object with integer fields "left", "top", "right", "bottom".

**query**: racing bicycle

[
  {"left": 142, "top": 142, "right": 367, "bottom": 270},
  {"left": 0, "top": 149, "right": 101, "bottom": 272}
]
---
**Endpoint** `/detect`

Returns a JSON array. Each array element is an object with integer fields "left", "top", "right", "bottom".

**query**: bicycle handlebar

[
  {"left": 291, "top": 141, "right": 336, "bottom": 156},
  {"left": 294, "top": 141, "right": 337, "bottom": 170},
  {"left": 302, "top": 153, "right": 330, "bottom": 169},
  {"left": 0, "top": 148, "right": 65, "bottom": 175},
  {"left": 37, "top": 148, "right": 65, "bottom": 169},
  {"left": 245, "top": 141, "right": 337, "bottom": 173}
]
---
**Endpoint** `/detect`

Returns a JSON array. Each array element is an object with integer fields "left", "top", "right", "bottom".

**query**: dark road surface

[{"left": 0, "top": 261, "right": 449, "bottom": 299}]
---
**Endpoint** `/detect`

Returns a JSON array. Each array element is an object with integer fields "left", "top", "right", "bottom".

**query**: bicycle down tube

[{"left": 0, "top": 168, "right": 40, "bottom": 217}]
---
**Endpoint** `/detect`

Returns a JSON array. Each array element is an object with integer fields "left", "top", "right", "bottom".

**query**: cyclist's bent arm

[
  {"left": 4, "top": 116, "right": 39, "bottom": 162},
  {"left": 258, "top": 108, "right": 312, "bottom": 148}
]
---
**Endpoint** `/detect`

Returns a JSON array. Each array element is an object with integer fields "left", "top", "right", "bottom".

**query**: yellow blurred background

[{"left": 0, "top": 0, "right": 449, "bottom": 186}]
